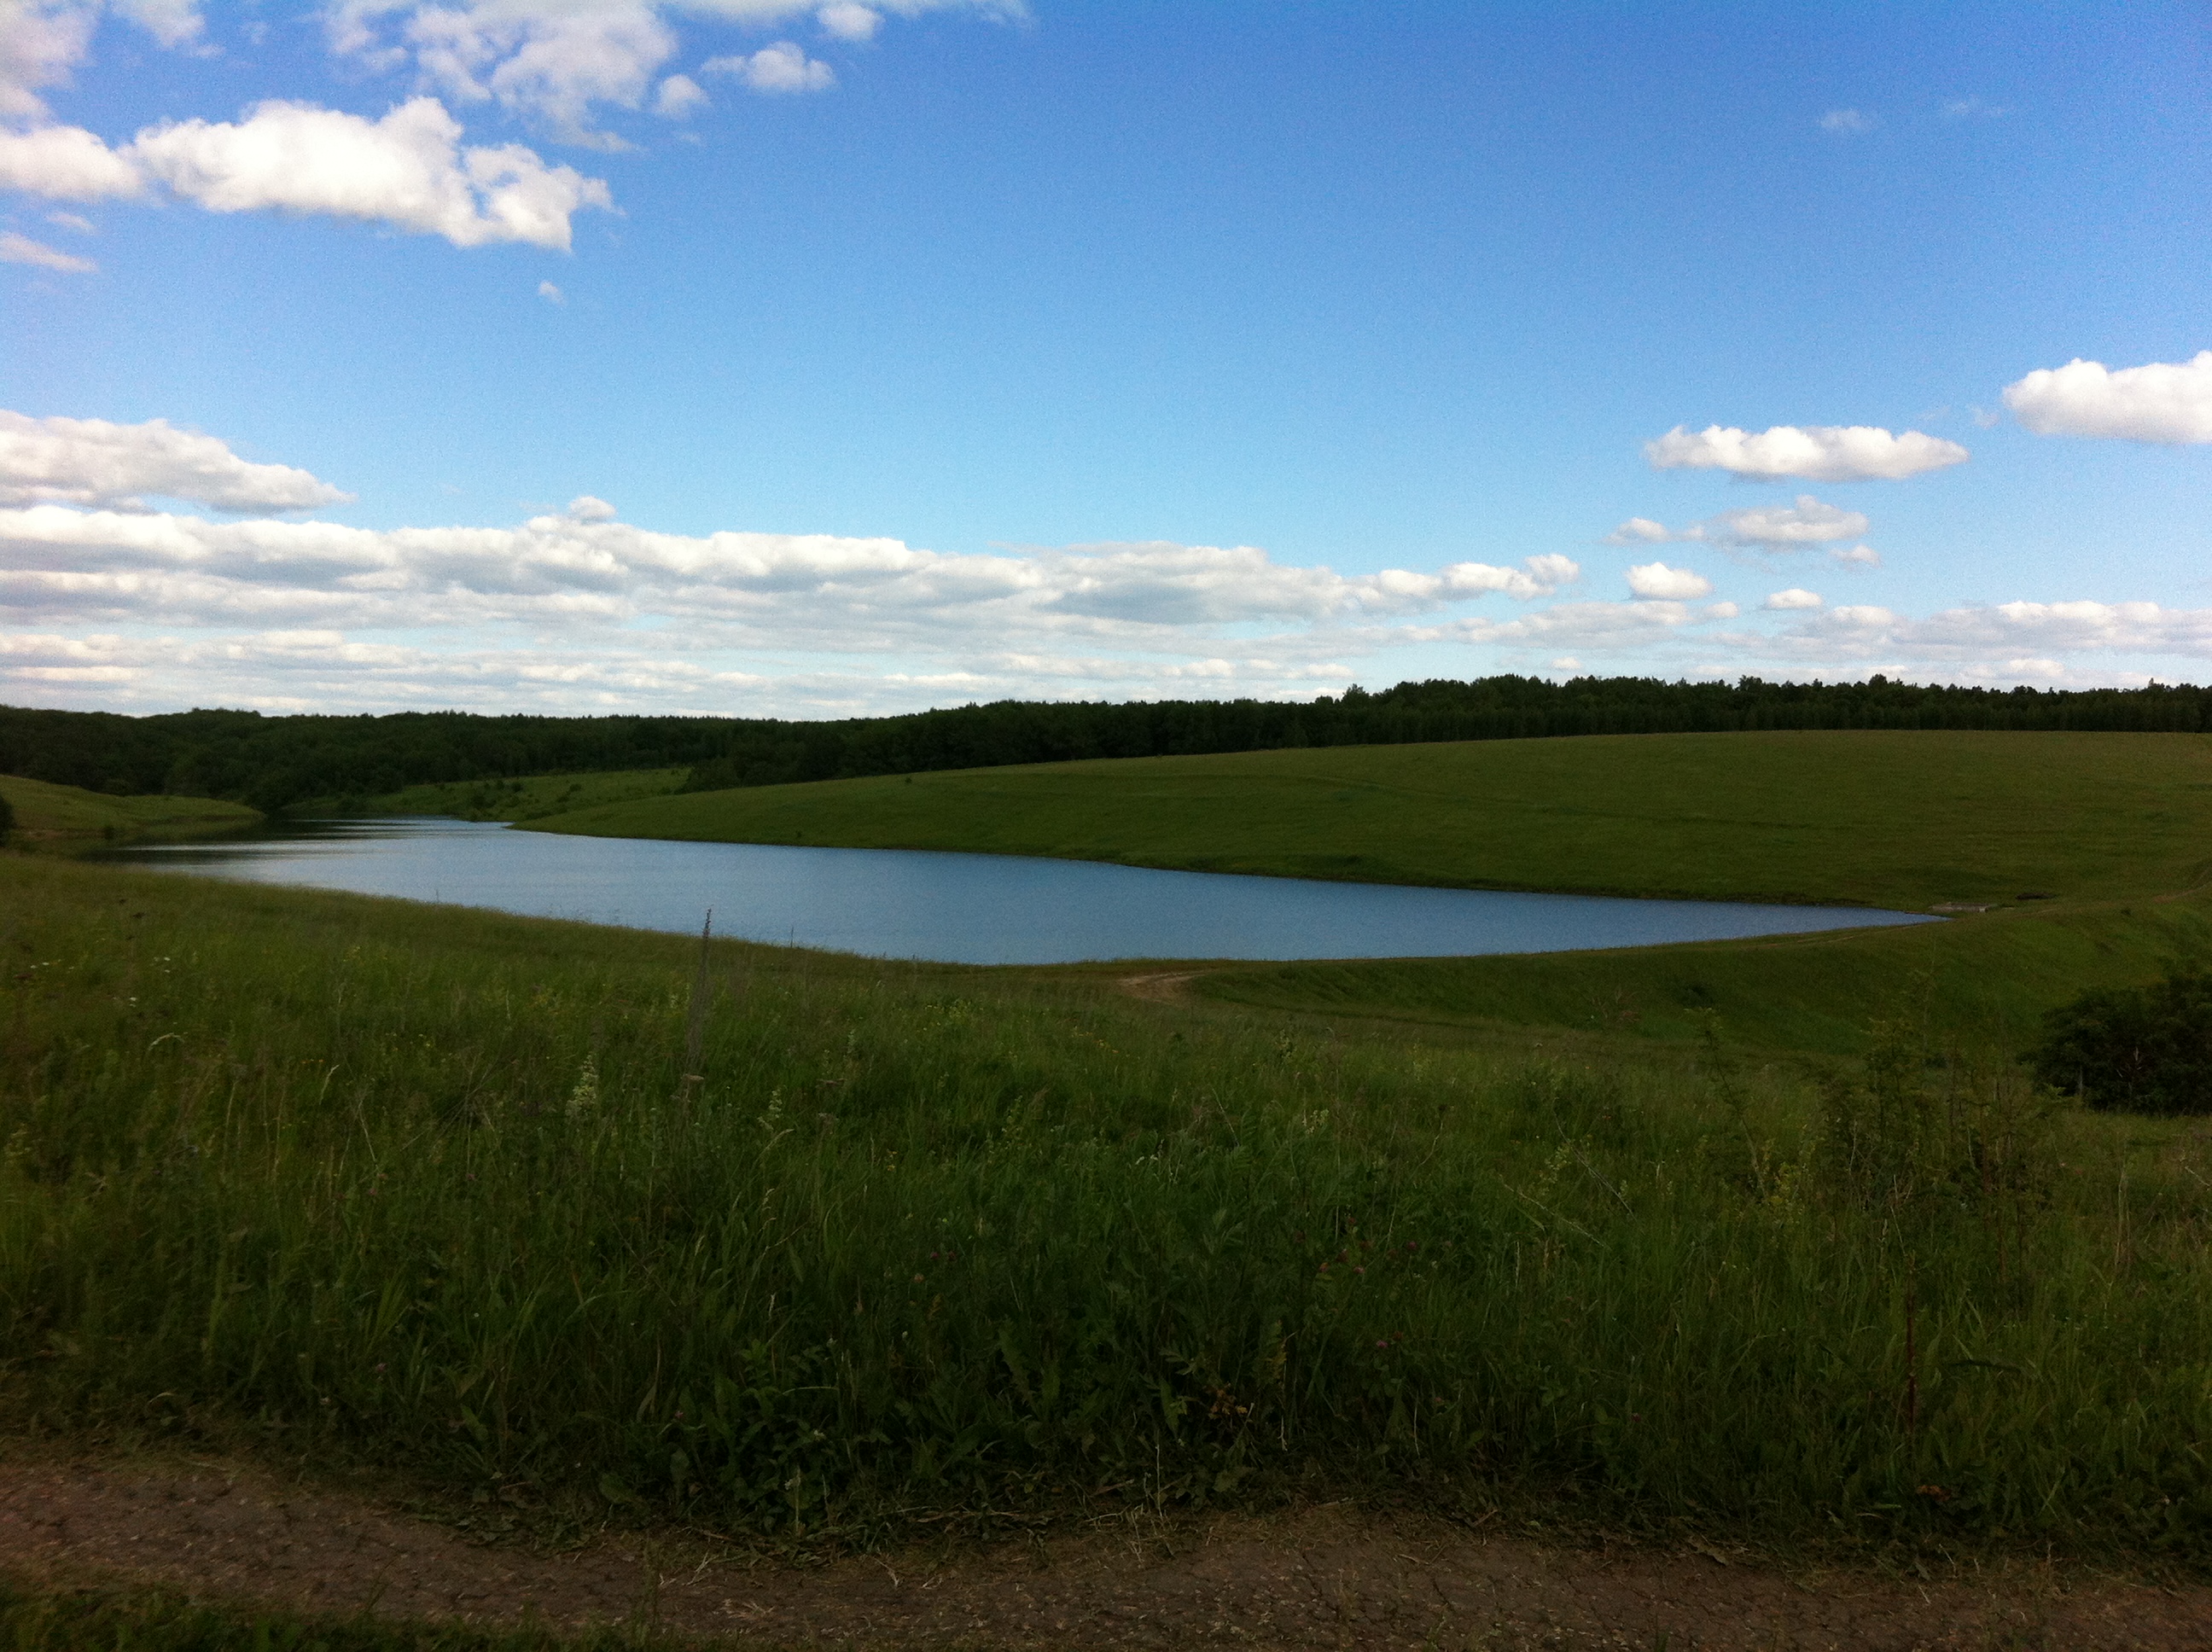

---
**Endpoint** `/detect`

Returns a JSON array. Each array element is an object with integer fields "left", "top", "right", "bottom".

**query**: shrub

[{"left": 2029, "top": 967, "right": 2212, "bottom": 1114}]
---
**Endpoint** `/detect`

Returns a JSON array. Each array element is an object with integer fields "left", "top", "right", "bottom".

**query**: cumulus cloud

[
  {"left": 1607, "top": 495, "right": 1869, "bottom": 554},
  {"left": 2001, "top": 352, "right": 2212, "bottom": 444},
  {"left": 326, "top": 2, "right": 1022, "bottom": 137},
  {"left": 1645, "top": 424, "right": 1968, "bottom": 482},
  {"left": 0, "top": 499, "right": 1582, "bottom": 644},
  {"left": 0, "top": 122, "right": 145, "bottom": 200},
  {"left": 702, "top": 42, "right": 835, "bottom": 93},
  {"left": 653, "top": 72, "right": 707, "bottom": 116},
  {"left": 1624, "top": 561, "right": 1712, "bottom": 601},
  {"left": 1831, "top": 544, "right": 1882, "bottom": 568},
  {"left": 126, "top": 98, "right": 614, "bottom": 250},
  {"left": 1820, "top": 108, "right": 1874, "bottom": 133},
  {"left": 1, "top": 2, "right": 199, "bottom": 125},
  {"left": 1764, "top": 588, "right": 1823, "bottom": 610},
  {"left": 2, "top": 100, "right": 614, "bottom": 250},
  {"left": 0, "top": 411, "right": 353, "bottom": 510},
  {"left": 0, "top": 229, "right": 94, "bottom": 271},
  {"left": 537, "top": 277, "right": 562, "bottom": 303},
  {"left": 817, "top": 2, "right": 882, "bottom": 41},
  {"left": 1, "top": 0, "right": 103, "bottom": 125}
]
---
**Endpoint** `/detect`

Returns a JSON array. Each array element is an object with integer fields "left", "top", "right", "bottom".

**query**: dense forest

[{"left": 3, "top": 674, "right": 2209, "bottom": 813}]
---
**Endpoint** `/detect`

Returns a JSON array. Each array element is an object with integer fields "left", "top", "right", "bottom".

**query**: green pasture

[
  {"left": 529, "top": 730, "right": 2212, "bottom": 913},
  {"left": 4, "top": 852, "right": 2212, "bottom": 1562},
  {"left": 527, "top": 730, "right": 2212, "bottom": 1057},
  {"left": 297, "top": 765, "right": 687, "bottom": 822},
  {"left": 0, "top": 774, "right": 260, "bottom": 851},
  {"left": 1196, "top": 896, "right": 2212, "bottom": 1057}
]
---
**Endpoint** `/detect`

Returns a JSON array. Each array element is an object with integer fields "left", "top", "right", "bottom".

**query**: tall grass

[{"left": 4, "top": 856, "right": 2210, "bottom": 1552}]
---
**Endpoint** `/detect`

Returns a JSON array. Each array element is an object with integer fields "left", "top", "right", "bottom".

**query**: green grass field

[
  {"left": 527, "top": 731, "right": 2212, "bottom": 1057},
  {"left": 4, "top": 849, "right": 2211, "bottom": 1566},
  {"left": 298, "top": 766, "right": 687, "bottom": 823},
  {"left": 0, "top": 774, "right": 261, "bottom": 850},
  {"left": 525, "top": 730, "right": 2212, "bottom": 911}
]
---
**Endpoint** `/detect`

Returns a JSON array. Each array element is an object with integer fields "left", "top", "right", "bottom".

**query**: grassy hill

[
  {"left": 527, "top": 730, "right": 2212, "bottom": 914},
  {"left": 294, "top": 765, "right": 686, "bottom": 822},
  {"left": 0, "top": 773, "right": 260, "bottom": 850},
  {"left": 7, "top": 849, "right": 2212, "bottom": 1560},
  {"left": 525, "top": 731, "right": 2212, "bottom": 1056}
]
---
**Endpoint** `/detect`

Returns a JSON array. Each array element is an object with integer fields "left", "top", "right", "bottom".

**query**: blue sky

[{"left": 3, "top": 1, "right": 2209, "bottom": 716}]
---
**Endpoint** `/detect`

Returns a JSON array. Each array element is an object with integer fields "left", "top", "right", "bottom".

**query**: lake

[{"left": 107, "top": 817, "right": 1936, "bottom": 965}]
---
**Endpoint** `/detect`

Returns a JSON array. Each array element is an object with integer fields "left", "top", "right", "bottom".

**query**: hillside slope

[{"left": 529, "top": 730, "right": 2212, "bottom": 913}]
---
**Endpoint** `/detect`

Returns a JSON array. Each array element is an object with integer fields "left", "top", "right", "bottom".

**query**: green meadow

[
  {"left": 4, "top": 842, "right": 2212, "bottom": 1562},
  {"left": 6, "top": 730, "right": 2212, "bottom": 1579},
  {"left": 530, "top": 730, "right": 2212, "bottom": 911},
  {"left": 532, "top": 730, "right": 2212, "bottom": 1058},
  {"left": 0, "top": 773, "right": 260, "bottom": 851}
]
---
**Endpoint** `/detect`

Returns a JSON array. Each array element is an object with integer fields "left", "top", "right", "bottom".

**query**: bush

[
  {"left": 0, "top": 788, "right": 14, "bottom": 843},
  {"left": 2029, "top": 967, "right": 2212, "bottom": 1114}
]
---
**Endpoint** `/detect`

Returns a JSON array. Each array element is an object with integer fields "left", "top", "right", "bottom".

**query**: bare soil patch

[
  {"left": 3, "top": 1458, "right": 2209, "bottom": 1649},
  {"left": 1116, "top": 970, "right": 1211, "bottom": 1003}
]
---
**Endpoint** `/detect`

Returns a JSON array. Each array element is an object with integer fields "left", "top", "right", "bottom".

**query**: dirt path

[
  {"left": 4, "top": 1458, "right": 2209, "bottom": 1649},
  {"left": 1116, "top": 970, "right": 1214, "bottom": 1003}
]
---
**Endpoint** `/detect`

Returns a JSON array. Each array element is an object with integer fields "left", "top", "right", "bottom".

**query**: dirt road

[{"left": 3, "top": 1458, "right": 2208, "bottom": 1649}]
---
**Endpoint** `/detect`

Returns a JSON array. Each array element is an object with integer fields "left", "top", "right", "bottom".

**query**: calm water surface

[{"left": 109, "top": 817, "right": 1936, "bottom": 965}]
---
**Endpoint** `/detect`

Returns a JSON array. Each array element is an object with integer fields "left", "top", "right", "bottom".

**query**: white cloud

[
  {"left": 1604, "top": 516, "right": 1668, "bottom": 544},
  {"left": 1764, "top": 588, "right": 1823, "bottom": 610},
  {"left": 1644, "top": 423, "right": 1969, "bottom": 482},
  {"left": 1831, "top": 544, "right": 1881, "bottom": 568},
  {"left": 0, "top": 228, "right": 94, "bottom": 271},
  {"left": 1941, "top": 96, "right": 2005, "bottom": 119},
  {"left": 2001, "top": 352, "right": 2212, "bottom": 445},
  {"left": 1, "top": 100, "right": 613, "bottom": 251},
  {"left": 1608, "top": 494, "right": 1869, "bottom": 553},
  {"left": 1625, "top": 561, "right": 1712, "bottom": 601},
  {"left": 702, "top": 42, "right": 835, "bottom": 93},
  {"left": 0, "top": 411, "right": 353, "bottom": 510},
  {"left": 1820, "top": 108, "right": 1874, "bottom": 133},
  {"left": 0, "top": 122, "right": 145, "bottom": 200},
  {"left": 537, "top": 277, "right": 562, "bottom": 302},
  {"left": 325, "top": 2, "right": 1022, "bottom": 137},
  {"left": 0, "top": 1, "right": 102, "bottom": 125},
  {"left": 336, "top": 3, "right": 679, "bottom": 147},
  {"left": 818, "top": 3, "right": 881, "bottom": 41},
  {"left": 0, "top": 501, "right": 1580, "bottom": 645},
  {"left": 44, "top": 207, "right": 92, "bottom": 231},
  {"left": 127, "top": 98, "right": 614, "bottom": 251},
  {"left": 1, "top": 1, "right": 204, "bottom": 125},
  {"left": 1704, "top": 601, "right": 1739, "bottom": 620},
  {"left": 653, "top": 72, "right": 707, "bottom": 116}
]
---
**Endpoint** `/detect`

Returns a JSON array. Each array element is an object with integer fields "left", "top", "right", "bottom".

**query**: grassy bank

[
  {"left": 1198, "top": 894, "right": 2212, "bottom": 1057},
  {"left": 0, "top": 775, "right": 260, "bottom": 852},
  {"left": 295, "top": 768, "right": 686, "bottom": 823},
  {"left": 4, "top": 854, "right": 2210, "bottom": 1557},
  {"left": 527, "top": 730, "right": 2212, "bottom": 912}
]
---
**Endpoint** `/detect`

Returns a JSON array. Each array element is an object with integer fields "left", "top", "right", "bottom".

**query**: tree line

[{"left": 3, "top": 673, "right": 2209, "bottom": 813}]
